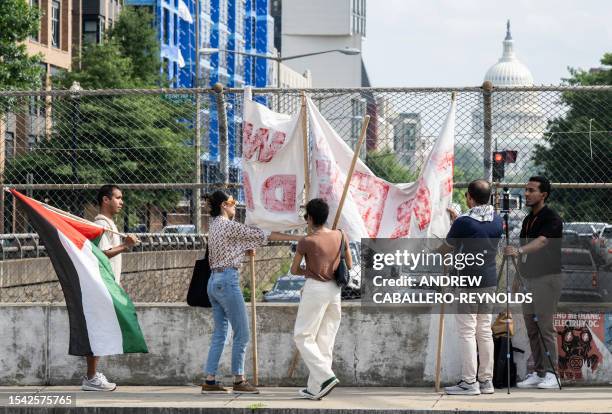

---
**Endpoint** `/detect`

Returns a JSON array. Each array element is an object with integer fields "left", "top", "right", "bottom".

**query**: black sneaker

[
  {"left": 298, "top": 388, "right": 319, "bottom": 400},
  {"left": 315, "top": 376, "right": 339, "bottom": 399}
]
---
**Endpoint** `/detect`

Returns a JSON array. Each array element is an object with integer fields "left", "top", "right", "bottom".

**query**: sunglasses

[{"left": 224, "top": 196, "right": 236, "bottom": 207}]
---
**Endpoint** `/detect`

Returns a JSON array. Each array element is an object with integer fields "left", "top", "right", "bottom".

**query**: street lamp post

[{"left": 199, "top": 47, "right": 360, "bottom": 88}]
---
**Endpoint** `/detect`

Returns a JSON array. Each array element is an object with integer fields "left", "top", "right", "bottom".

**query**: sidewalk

[{"left": 1, "top": 386, "right": 611, "bottom": 413}]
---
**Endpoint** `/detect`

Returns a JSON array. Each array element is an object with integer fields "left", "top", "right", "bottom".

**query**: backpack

[{"left": 493, "top": 335, "right": 524, "bottom": 388}]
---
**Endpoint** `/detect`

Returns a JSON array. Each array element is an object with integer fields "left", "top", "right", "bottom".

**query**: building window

[
  {"left": 163, "top": 57, "right": 170, "bottom": 81},
  {"left": 173, "top": 13, "right": 178, "bottom": 45},
  {"left": 351, "top": 98, "right": 366, "bottom": 148},
  {"left": 51, "top": 0, "right": 60, "bottom": 48},
  {"left": 351, "top": 0, "right": 366, "bottom": 36},
  {"left": 5, "top": 132, "right": 14, "bottom": 160},
  {"left": 173, "top": 62, "right": 178, "bottom": 87},
  {"left": 163, "top": 8, "right": 170, "bottom": 45},
  {"left": 83, "top": 20, "right": 98, "bottom": 43},
  {"left": 29, "top": 96, "right": 44, "bottom": 117},
  {"left": 30, "top": 0, "right": 40, "bottom": 42},
  {"left": 28, "top": 135, "right": 39, "bottom": 151}
]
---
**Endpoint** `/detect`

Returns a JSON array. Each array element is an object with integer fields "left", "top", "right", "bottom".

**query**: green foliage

[
  {"left": 452, "top": 167, "right": 469, "bottom": 213},
  {"left": 366, "top": 149, "right": 418, "bottom": 183},
  {"left": 0, "top": 0, "right": 44, "bottom": 110},
  {"left": 5, "top": 6, "right": 192, "bottom": 220},
  {"left": 533, "top": 53, "right": 611, "bottom": 221},
  {"left": 56, "top": 6, "right": 161, "bottom": 89},
  {"left": 108, "top": 6, "right": 162, "bottom": 86}
]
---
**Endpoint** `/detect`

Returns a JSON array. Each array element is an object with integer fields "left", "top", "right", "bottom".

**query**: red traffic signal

[{"left": 492, "top": 151, "right": 505, "bottom": 181}]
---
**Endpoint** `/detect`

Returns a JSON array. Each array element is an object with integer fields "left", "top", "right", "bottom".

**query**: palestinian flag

[{"left": 10, "top": 189, "right": 148, "bottom": 356}]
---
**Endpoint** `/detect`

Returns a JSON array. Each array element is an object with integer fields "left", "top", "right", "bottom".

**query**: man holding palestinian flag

[{"left": 9, "top": 186, "right": 148, "bottom": 392}]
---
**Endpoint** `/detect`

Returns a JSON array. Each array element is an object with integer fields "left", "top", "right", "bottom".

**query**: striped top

[{"left": 208, "top": 216, "right": 270, "bottom": 269}]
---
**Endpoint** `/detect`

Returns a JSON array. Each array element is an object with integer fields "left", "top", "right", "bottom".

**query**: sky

[{"left": 361, "top": 0, "right": 612, "bottom": 87}]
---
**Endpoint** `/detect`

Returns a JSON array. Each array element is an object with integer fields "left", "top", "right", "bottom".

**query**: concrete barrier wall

[
  {"left": 1, "top": 303, "right": 612, "bottom": 387},
  {"left": 0, "top": 246, "right": 291, "bottom": 302}
]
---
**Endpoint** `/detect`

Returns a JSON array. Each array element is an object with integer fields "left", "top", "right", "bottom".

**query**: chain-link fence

[{"left": 0, "top": 85, "right": 610, "bottom": 302}]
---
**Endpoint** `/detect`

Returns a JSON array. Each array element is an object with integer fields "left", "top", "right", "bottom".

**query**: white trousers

[
  {"left": 293, "top": 278, "right": 342, "bottom": 394},
  {"left": 455, "top": 309, "right": 494, "bottom": 383}
]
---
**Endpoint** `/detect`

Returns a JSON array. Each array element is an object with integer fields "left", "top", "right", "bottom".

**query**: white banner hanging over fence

[
  {"left": 241, "top": 96, "right": 306, "bottom": 231},
  {"left": 307, "top": 96, "right": 456, "bottom": 240}
]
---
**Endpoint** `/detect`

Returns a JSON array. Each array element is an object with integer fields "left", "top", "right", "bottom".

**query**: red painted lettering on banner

[
  {"left": 389, "top": 199, "right": 414, "bottom": 238},
  {"left": 442, "top": 176, "right": 453, "bottom": 197},
  {"left": 434, "top": 152, "right": 454, "bottom": 172},
  {"left": 243, "top": 171, "right": 254, "bottom": 210},
  {"left": 262, "top": 175, "right": 297, "bottom": 212},
  {"left": 349, "top": 171, "right": 389, "bottom": 237},
  {"left": 315, "top": 159, "right": 342, "bottom": 203},
  {"left": 414, "top": 180, "right": 432, "bottom": 231},
  {"left": 242, "top": 122, "right": 287, "bottom": 162}
]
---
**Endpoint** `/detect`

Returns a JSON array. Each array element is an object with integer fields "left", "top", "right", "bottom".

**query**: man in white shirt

[{"left": 82, "top": 185, "right": 139, "bottom": 392}]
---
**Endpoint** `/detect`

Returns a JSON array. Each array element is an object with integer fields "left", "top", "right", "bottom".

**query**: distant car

[
  {"left": 562, "top": 230, "right": 581, "bottom": 248},
  {"left": 564, "top": 222, "right": 607, "bottom": 248},
  {"left": 129, "top": 224, "right": 147, "bottom": 233},
  {"left": 263, "top": 274, "right": 305, "bottom": 303},
  {"left": 560, "top": 248, "right": 603, "bottom": 302},
  {"left": 594, "top": 225, "right": 612, "bottom": 269},
  {"left": 161, "top": 224, "right": 196, "bottom": 234}
]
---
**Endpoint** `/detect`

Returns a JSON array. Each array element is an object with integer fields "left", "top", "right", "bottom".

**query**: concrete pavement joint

[{"left": 431, "top": 392, "right": 444, "bottom": 410}]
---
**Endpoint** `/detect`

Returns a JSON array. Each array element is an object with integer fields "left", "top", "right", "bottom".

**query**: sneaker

[
  {"left": 537, "top": 372, "right": 560, "bottom": 389},
  {"left": 479, "top": 379, "right": 495, "bottom": 394},
  {"left": 444, "top": 380, "right": 481, "bottom": 395},
  {"left": 201, "top": 381, "right": 230, "bottom": 394},
  {"left": 81, "top": 372, "right": 116, "bottom": 392},
  {"left": 315, "top": 376, "right": 340, "bottom": 399},
  {"left": 298, "top": 388, "right": 319, "bottom": 400},
  {"left": 517, "top": 372, "right": 543, "bottom": 389},
  {"left": 232, "top": 380, "right": 260, "bottom": 394}
]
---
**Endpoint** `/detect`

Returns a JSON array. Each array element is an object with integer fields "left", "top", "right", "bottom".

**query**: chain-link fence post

[
  {"left": 482, "top": 80, "right": 494, "bottom": 181},
  {"left": 194, "top": 90, "right": 202, "bottom": 233},
  {"left": 213, "top": 83, "right": 229, "bottom": 185},
  {"left": 0, "top": 111, "right": 5, "bottom": 234}
]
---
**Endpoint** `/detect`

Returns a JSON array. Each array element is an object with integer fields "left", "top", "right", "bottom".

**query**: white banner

[
  {"left": 307, "top": 97, "right": 456, "bottom": 240},
  {"left": 241, "top": 97, "right": 306, "bottom": 231}
]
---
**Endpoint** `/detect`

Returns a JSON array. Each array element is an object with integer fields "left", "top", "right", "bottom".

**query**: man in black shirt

[{"left": 505, "top": 176, "right": 563, "bottom": 390}]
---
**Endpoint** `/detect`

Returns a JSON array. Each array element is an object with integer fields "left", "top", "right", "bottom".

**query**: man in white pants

[
  {"left": 290, "top": 199, "right": 352, "bottom": 400},
  {"left": 444, "top": 180, "right": 503, "bottom": 395}
]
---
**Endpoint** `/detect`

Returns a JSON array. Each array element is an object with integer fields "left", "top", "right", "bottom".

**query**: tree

[
  {"left": 366, "top": 149, "right": 417, "bottom": 183},
  {"left": 109, "top": 6, "right": 162, "bottom": 86},
  {"left": 0, "top": 0, "right": 43, "bottom": 92},
  {"left": 533, "top": 53, "right": 611, "bottom": 221},
  {"left": 6, "top": 6, "right": 192, "bottom": 227}
]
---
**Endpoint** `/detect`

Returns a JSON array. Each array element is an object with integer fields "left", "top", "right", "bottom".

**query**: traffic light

[{"left": 492, "top": 151, "right": 505, "bottom": 181}]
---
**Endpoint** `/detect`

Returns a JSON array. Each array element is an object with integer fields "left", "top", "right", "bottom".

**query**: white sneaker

[
  {"left": 444, "top": 380, "right": 481, "bottom": 395},
  {"left": 82, "top": 372, "right": 117, "bottom": 391},
  {"left": 479, "top": 379, "right": 495, "bottom": 394},
  {"left": 517, "top": 372, "right": 543, "bottom": 389},
  {"left": 537, "top": 372, "right": 560, "bottom": 389}
]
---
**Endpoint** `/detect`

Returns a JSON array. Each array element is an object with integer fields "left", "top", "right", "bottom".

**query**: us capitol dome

[{"left": 472, "top": 21, "right": 546, "bottom": 179}]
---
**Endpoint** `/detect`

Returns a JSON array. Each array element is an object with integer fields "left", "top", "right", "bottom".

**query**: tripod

[{"left": 497, "top": 213, "right": 562, "bottom": 392}]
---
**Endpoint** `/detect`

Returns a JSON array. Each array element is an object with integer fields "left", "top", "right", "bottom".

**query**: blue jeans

[{"left": 204, "top": 268, "right": 250, "bottom": 376}]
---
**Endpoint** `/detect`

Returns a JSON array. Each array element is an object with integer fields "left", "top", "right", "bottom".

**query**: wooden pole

[
  {"left": 332, "top": 115, "right": 370, "bottom": 229},
  {"left": 4, "top": 188, "right": 127, "bottom": 238},
  {"left": 434, "top": 303, "right": 445, "bottom": 392},
  {"left": 301, "top": 92, "right": 310, "bottom": 203},
  {"left": 434, "top": 93, "right": 456, "bottom": 392},
  {"left": 285, "top": 93, "right": 311, "bottom": 381},
  {"left": 249, "top": 250, "right": 259, "bottom": 385}
]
